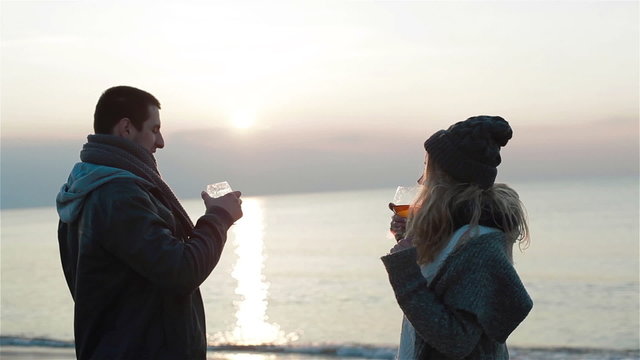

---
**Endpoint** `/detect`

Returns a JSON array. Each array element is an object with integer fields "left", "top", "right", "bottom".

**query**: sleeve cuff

[
  {"left": 201, "top": 207, "right": 235, "bottom": 228},
  {"left": 381, "top": 247, "right": 423, "bottom": 284}
]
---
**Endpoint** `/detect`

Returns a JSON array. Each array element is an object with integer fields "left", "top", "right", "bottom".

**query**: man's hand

[{"left": 201, "top": 191, "right": 243, "bottom": 222}]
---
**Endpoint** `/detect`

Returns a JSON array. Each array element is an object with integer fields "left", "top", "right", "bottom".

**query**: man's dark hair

[{"left": 94, "top": 86, "right": 161, "bottom": 134}]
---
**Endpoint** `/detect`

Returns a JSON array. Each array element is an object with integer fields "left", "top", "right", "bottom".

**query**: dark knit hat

[{"left": 424, "top": 115, "right": 512, "bottom": 189}]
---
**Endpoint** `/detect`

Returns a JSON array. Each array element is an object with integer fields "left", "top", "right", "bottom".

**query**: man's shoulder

[
  {"left": 98, "top": 176, "right": 151, "bottom": 191},
  {"left": 80, "top": 178, "right": 165, "bottom": 225},
  {"left": 88, "top": 177, "right": 155, "bottom": 206}
]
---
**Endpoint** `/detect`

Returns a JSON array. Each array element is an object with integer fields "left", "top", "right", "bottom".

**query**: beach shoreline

[
  {"left": 1, "top": 345, "right": 639, "bottom": 360},
  {"left": 0, "top": 346, "right": 370, "bottom": 360}
]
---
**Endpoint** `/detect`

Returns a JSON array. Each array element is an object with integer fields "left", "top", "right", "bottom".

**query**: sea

[{"left": 1, "top": 177, "right": 638, "bottom": 360}]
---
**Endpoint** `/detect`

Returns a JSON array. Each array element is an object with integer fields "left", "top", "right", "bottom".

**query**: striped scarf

[{"left": 80, "top": 134, "right": 194, "bottom": 235}]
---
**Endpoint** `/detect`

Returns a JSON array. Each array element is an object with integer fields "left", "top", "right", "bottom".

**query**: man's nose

[{"left": 156, "top": 132, "right": 165, "bottom": 149}]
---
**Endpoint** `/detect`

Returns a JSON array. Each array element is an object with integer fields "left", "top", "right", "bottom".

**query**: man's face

[{"left": 129, "top": 105, "right": 164, "bottom": 153}]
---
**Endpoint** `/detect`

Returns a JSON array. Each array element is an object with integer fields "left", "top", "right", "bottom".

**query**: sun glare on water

[{"left": 210, "top": 198, "right": 297, "bottom": 346}]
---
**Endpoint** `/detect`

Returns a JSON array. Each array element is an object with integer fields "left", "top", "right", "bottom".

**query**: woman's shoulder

[
  {"left": 455, "top": 226, "right": 508, "bottom": 257},
  {"left": 435, "top": 227, "right": 533, "bottom": 343},
  {"left": 437, "top": 228, "right": 515, "bottom": 283}
]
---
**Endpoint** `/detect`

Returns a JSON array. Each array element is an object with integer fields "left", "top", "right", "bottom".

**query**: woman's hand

[
  {"left": 388, "top": 203, "right": 407, "bottom": 242},
  {"left": 388, "top": 202, "right": 414, "bottom": 253},
  {"left": 390, "top": 236, "right": 414, "bottom": 254}
]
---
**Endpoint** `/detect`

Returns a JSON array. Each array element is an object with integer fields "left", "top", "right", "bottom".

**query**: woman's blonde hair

[{"left": 407, "top": 157, "right": 530, "bottom": 265}]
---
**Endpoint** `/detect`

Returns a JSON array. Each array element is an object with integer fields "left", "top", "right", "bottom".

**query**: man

[{"left": 56, "top": 86, "right": 242, "bottom": 359}]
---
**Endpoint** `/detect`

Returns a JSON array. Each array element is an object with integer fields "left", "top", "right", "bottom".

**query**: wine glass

[
  {"left": 389, "top": 185, "right": 421, "bottom": 218},
  {"left": 206, "top": 181, "right": 233, "bottom": 198}
]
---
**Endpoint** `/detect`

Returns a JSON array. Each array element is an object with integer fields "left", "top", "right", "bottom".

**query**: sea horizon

[{"left": 2, "top": 173, "right": 637, "bottom": 211}]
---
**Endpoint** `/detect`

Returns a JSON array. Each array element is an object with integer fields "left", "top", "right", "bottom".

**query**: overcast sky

[{"left": 1, "top": 1, "right": 638, "bottom": 209}]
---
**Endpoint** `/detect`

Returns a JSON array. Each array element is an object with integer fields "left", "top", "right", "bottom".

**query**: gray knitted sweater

[{"left": 382, "top": 232, "right": 533, "bottom": 359}]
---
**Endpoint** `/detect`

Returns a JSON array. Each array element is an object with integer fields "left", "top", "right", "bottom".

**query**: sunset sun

[{"left": 229, "top": 109, "right": 257, "bottom": 130}]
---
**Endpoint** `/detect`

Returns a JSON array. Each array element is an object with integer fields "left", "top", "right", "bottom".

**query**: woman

[{"left": 382, "top": 115, "right": 532, "bottom": 360}]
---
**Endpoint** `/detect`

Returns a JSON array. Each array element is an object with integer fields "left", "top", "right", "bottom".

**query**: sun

[{"left": 229, "top": 109, "right": 256, "bottom": 130}]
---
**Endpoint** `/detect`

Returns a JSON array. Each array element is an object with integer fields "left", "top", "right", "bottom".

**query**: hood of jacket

[{"left": 56, "top": 162, "right": 150, "bottom": 223}]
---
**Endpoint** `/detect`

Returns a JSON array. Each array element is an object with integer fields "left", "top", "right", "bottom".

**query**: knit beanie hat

[{"left": 423, "top": 115, "right": 512, "bottom": 189}]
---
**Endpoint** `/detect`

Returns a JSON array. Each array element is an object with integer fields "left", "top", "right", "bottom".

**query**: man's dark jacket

[{"left": 57, "top": 162, "right": 233, "bottom": 360}]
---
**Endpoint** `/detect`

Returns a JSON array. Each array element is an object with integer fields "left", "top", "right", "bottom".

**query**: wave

[
  {"left": 1, "top": 336, "right": 638, "bottom": 360},
  {"left": 0, "top": 336, "right": 73, "bottom": 348},
  {"left": 207, "top": 343, "right": 396, "bottom": 359},
  {"left": 0, "top": 337, "right": 395, "bottom": 359}
]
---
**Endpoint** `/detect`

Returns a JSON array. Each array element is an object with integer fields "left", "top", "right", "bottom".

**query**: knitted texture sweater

[{"left": 382, "top": 232, "right": 533, "bottom": 359}]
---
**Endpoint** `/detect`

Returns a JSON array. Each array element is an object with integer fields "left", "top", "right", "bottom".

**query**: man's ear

[{"left": 112, "top": 118, "right": 133, "bottom": 138}]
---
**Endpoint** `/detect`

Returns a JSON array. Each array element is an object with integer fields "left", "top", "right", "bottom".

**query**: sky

[{"left": 1, "top": 0, "right": 638, "bottom": 209}]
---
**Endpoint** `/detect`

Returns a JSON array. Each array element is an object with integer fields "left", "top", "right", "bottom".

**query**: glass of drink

[
  {"left": 390, "top": 185, "right": 421, "bottom": 218},
  {"left": 206, "top": 181, "right": 233, "bottom": 198}
]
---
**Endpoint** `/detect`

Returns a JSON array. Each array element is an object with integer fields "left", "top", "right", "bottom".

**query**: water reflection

[
  {"left": 209, "top": 353, "right": 278, "bottom": 360},
  {"left": 227, "top": 198, "right": 291, "bottom": 345}
]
